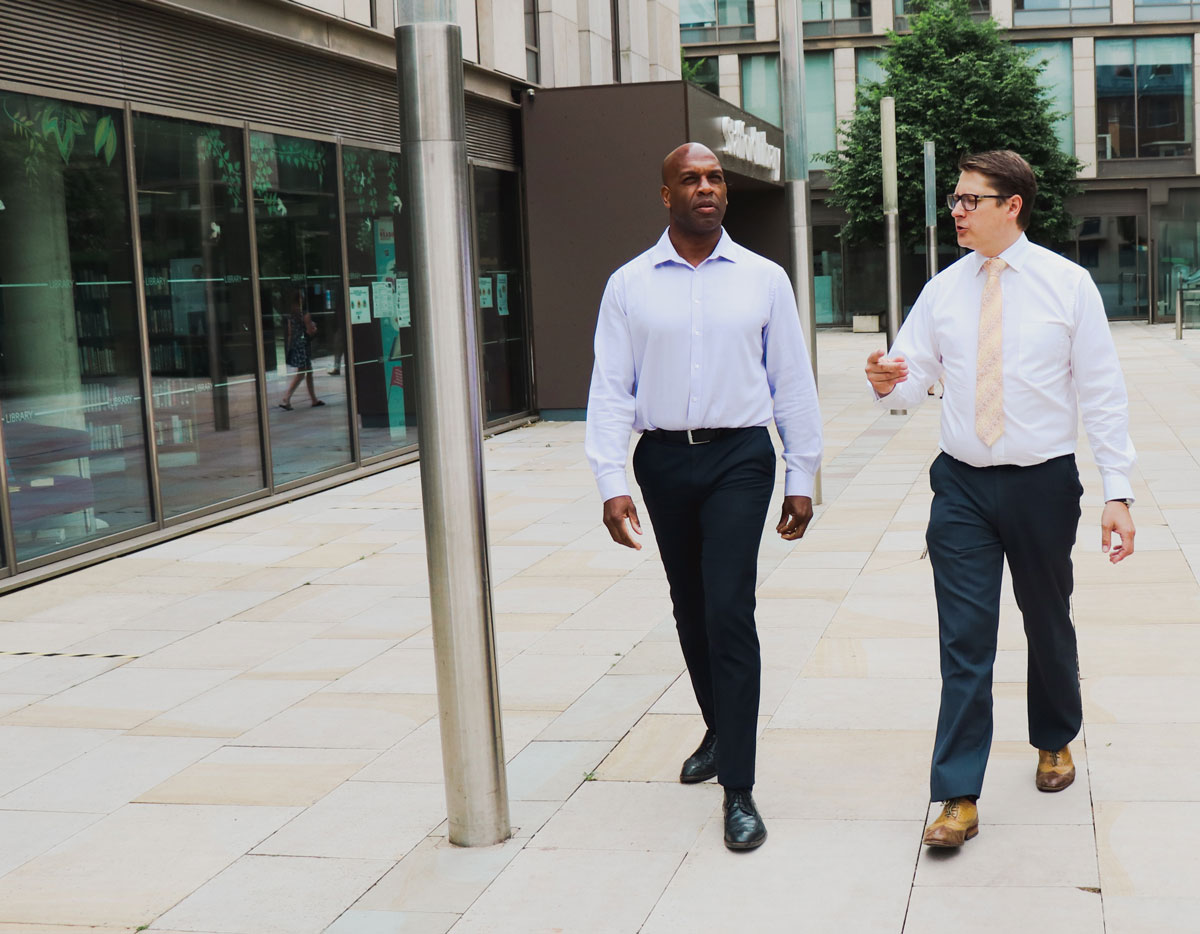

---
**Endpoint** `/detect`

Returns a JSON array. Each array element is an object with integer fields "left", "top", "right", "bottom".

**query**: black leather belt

[{"left": 643, "top": 427, "right": 747, "bottom": 446}]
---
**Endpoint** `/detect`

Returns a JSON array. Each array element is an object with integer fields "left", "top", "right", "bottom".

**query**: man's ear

[
  {"left": 661, "top": 185, "right": 671, "bottom": 209},
  {"left": 1007, "top": 194, "right": 1023, "bottom": 223}
]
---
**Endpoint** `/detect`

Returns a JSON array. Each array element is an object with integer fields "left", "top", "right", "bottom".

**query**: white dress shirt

[
  {"left": 878, "top": 233, "right": 1136, "bottom": 502},
  {"left": 585, "top": 228, "right": 823, "bottom": 503}
]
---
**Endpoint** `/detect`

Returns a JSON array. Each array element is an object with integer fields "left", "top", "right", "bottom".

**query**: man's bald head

[{"left": 662, "top": 142, "right": 721, "bottom": 185}]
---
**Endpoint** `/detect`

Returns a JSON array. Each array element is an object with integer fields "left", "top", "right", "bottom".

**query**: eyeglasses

[{"left": 946, "top": 193, "right": 1009, "bottom": 212}]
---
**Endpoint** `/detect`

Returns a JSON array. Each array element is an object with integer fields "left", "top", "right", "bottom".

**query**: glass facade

[
  {"left": 856, "top": 47, "right": 886, "bottom": 88},
  {"left": 0, "top": 87, "right": 532, "bottom": 573},
  {"left": 894, "top": 0, "right": 989, "bottom": 29},
  {"left": 0, "top": 93, "right": 153, "bottom": 562},
  {"left": 1153, "top": 188, "right": 1200, "bottom": 323},
  {"left": 1096, "top": 37, "right": 1194, "bottom": 160},
  {"left": 803, "top": 0, "right": 872, "bottom": 37},
  {"left": 133, "top": 114, "right": 264, "bottom": 517},
  {"left": 1073, "top": 215, "right": 1149, "bottom": 319},
  {"left": 681, "top": 0, "right": 756, "bottom": 43},
  {"left": 805, "top": 51, "right": 837, "bottom": 169},
  {"left": 685, "top": 57, "right": 721, "bottom": 96},
  {"left": 1017, "top": 40, "right": 1076, "bottom": 156},
  {"left": 741, "top": 54, "right": 782, "bottom": 127},
  {"left": 1013, "top": 0, "right": 1110, "bottom": 25},
  {"left": 1135, "top": 0, "right": 1200, "bottom": 22}
]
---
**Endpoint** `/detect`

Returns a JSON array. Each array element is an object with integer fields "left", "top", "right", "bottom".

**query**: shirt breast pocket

[{"left": 1017, "top": 317, "right": 1071, "bottom": 387}]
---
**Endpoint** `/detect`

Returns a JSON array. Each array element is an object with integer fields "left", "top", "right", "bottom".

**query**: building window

[
  {"left": 525, "top": 0, "right": 540, "bottom": 83},
  {"left": 894, "top": 0, "right": 988, "bottom": 30},
  {"left": 681, "top": 0, "right": 755, "bottom": 44},
  {"left": 741, "top": 53, "right": 782, "bottom": 126},
  {"left": 1017, "top": 40, "right": 1075, "bottom": 156},
  {"left": 1135, "top": 0, "right": 1200, "bottom": 22},
  {"left": 0, "top": 91, "right": 154, "bottom": 562},
  {"left": 684, "top": 56, "right": 721, "bottom": 95},
  {"left": 806, "top": 51, "right": 837, "bottom": 168},
  {"left": 803, "top": 0, "right": 872, "bottom": 37},
  {"left": 1014, "top": 0, "right": 1110, "bottom": 26},
  {"left": 856, "top": 47, "right": 886, "bottom": 87},
  {"left": 1096, "top": 36, "right": 1194, "bottom": 160}
]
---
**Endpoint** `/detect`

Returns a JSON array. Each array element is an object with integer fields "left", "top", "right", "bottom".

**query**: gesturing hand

[
  {"left": 1101, "top": 501, "right": 1135, "bottom": 564},
  {"left": 602, "top": 495, "right": 643, "bottom": 550},
  {"left": 776, "top": 495, "right": 813, "bottom": 541},
  {"left": 866, "top": 350, "right": 908, "bottom": 397}
]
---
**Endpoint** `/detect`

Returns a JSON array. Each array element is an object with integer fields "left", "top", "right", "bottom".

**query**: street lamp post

[
  {"left": 394, "top": 0, "right": 510, "bottom": 847},
  {"left": 778, "top": 0, "right": 821, "bottom": 505}
]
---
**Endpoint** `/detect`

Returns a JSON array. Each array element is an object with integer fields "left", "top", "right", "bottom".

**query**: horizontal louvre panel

[
  {"left": 0, "top": 0, "right": 402, "bottom": 146},
  {"left": 1, "top": 0, "right": 519, "bottom": 161},
  {"left": 465, "top": 96, "right": 519, "bottom": 165}
]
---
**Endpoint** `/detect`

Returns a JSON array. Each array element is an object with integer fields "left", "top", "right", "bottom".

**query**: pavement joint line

[{"left": 0, "top": 650, "right": 140, "bottom": 659}]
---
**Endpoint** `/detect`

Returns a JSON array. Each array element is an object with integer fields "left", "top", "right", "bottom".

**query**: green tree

[{"left": 820, "top": 0, "right": 1080, "bottom": 250}]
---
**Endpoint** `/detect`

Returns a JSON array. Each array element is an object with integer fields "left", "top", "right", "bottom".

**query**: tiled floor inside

[{"left": 0, "top": 324, "right": 1197, "bottom": 933}]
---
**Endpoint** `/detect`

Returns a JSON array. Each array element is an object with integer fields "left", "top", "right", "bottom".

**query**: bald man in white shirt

[
  {"left": 866, "top": 150, "right": 1136, "bottom": 848},
  {"left": 586, "top": 143, "right": 823, "bottom": 850}
]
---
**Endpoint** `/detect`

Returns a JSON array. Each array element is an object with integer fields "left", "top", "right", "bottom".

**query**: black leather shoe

[
  {"left": 723, "top": 788, "right": 766, "bottom": 850},
  {"left": 679, "top": 730, "right": 718, "bottom": 784}
]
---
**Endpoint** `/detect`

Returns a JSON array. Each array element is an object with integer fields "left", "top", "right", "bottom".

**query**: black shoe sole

[
  {"left": 724, "top": 828, "right": 767, "bottom": 851},
  {"left": 679, "top": 768, "right": 717, "bottom": 784}
]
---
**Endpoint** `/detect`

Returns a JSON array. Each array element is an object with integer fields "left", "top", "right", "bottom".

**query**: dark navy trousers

[
  {"left": 926, "top": 452, "right": 1084, "bottom": 801},
  {"left": 633, "top": 426, "right": 775, "bottom": 790}
]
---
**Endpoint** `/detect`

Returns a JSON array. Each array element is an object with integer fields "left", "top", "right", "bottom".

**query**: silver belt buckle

[{"left": 687, "top": 429, "right": 710, "bottom": 445}]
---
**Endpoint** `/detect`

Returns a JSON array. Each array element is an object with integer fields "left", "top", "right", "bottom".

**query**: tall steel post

[
  {"left": 923, "top": 140, "right": 938, "bottom": 282},
  {"left": 394, "top": 0, "right": 510, "bottom": 847},
  {"left": 881, "top": 97, "right": 901, "bottom": 348},
  {"left": 778, "top": 0, "right": 821, "bottom": 505}
]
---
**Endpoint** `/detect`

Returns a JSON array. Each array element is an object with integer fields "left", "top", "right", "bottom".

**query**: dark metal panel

[{"left": 0, "top": 0, "right": 403, "bottom": 146}]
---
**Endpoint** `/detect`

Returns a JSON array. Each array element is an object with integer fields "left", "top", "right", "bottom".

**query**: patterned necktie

[{"left": 975, "top": 257, "right": 1008, "bottom": 447}]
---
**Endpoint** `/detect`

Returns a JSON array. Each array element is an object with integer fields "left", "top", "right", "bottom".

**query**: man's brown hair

[{"left": 958, "top": 150, "right": 1037, "bottom": 230}]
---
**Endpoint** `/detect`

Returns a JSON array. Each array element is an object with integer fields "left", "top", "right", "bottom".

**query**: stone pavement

[{"left": 0, "top": 324, "right": 1197, "bottom": 934}]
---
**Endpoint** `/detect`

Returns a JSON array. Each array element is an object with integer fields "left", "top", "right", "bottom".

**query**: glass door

[{"left": 1075, "top": 214, "right": 1149, "bottom": 320}]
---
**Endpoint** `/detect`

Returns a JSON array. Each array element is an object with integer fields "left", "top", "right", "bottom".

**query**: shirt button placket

[{"left": 689, "top": 274, "right": 703, "bottom": 418}]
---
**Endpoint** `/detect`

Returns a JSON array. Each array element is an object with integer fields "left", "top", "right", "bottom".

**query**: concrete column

[
  {"left": 477, "top": 0, "right": 527, "bottom": 78},
  {"left": 833, "top": 46, "right": 856, "bottom": 146},
  {"left": 1111, "top": 0, "right": 1135, "bottom": 24},
  {"left": 616, "top": 0, "right": 651, "bottom": 82},
  {"left": 871, "top": 0, "right": 893, "bottom": 35},
  {"left": 719, "top": 52, "right": 741, "bottom": 106},
  {"left": 756, "top": 0, "right": 778, "bottom": 41},
  {"left": 578, "top": 0, "right": 615, "bottom": 83},
  {"left": 990, "top": 0, "right": 1013, "bottom": 28},
  {"left": 1073, "top": 36, "right": 1098, "bottom": 178},
  {"left": 540, "top": 0, "right": 583, "bottom": 86},
  {"left": 647, "top": 0, "right": 681, "bottom": 79},
  {"left": 1195, "top": 35, "right": 1200, "bottom": 177}
]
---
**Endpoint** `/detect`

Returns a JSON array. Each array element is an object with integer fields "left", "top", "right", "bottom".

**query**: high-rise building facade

[
  {"left": 0, "top": 0, "right": 680, "bottom": 583},
  {"left": 682, "top": 0, "right": 1200, "bottom": 327}
]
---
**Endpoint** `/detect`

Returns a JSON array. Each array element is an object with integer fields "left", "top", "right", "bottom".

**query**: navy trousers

[
  {"left": 925, "top": 452, "right": 1084, "bottom": 801},
  {"left": 633, "top": 426, "right": 776, "bottom": 790}
]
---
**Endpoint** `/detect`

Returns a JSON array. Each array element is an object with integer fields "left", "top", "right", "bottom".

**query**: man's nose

[
  {"left": 951, "top": 202, "right": 966, "bottom": 219},
  {"left": 698, "top": 175, "right": 715, "bottom": 192}
]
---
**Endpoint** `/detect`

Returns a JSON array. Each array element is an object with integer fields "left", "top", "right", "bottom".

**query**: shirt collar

[
  {"left": 652, "top": 227, "right": 739, "bottom": 268},
  {"left": 973, "top": 231, "right": 1031, "bottom": 275}
]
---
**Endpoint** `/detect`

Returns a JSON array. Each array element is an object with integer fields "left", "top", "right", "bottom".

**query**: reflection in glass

[
  {"left": 1074, "top": 215, "right": 1148, "bottom": 319},
  {"left": 0, "top": 92, "right": 152, "bottom": 562},
  {"left": 133, "top": 114, "right": 265, "bottom": 517},
  {"left": 1018, "top": 41, "right": 1075, "bottom": 156},
  {"left": 342, "top": 146, "right": 417, "bottom": 460},
  {"left": 251, "top": 131, "right": 351, "bottom": 485},
  {"left": 1096, "top": 37, "right": 1194, "bottom": 160},
  {"left": 1152, "top": 188, "right": 1200, "bottom": 323},
  {"left": 474, "top": 167, "right": 531, "bottom": 423}
]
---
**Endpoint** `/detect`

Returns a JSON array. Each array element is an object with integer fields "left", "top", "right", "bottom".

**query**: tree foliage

[{"left": 819, "top": 0, "right": 1080, "bottom": 249}]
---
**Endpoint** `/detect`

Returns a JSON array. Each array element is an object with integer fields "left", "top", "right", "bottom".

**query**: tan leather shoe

[
  {"left": 922, "top": 797, "right": 979, "bottom": 847},
  {"left": 1036, "top": 746, "right": 1076, "bottom": 792}
]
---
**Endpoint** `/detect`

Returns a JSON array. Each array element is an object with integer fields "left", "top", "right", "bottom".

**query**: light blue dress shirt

[
  {"left": 585, "top": 228, "right": 823, "bottom": 503},
  {"left": 877, "top": 233, "right": 1136, "bottom": 502}
]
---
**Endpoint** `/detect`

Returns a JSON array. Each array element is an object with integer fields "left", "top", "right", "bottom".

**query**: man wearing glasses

[{"left": 864, "top": 150, "right": 1136, "bottom": 848}]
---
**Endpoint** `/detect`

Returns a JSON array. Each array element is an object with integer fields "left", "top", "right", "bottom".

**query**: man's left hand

[
  {"left": 777, "top": 495, "right": 813, "bottom": 541},
  {"left": 1101, "top": 500, "right": 1135, "bottom": 564}
]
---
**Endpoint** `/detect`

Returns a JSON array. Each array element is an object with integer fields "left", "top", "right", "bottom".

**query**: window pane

[
  {"left": 1137, "top": 51, "right": 1192, "bottom": 158},
  {"left": 132, "top": 114, "right": 265, "bottom": 517},
  {"left": 685, "top": 56, "right": 721, "bottom": 95},
  {"left": 681, "top": 0, "right": 717, "bottom": 25},
  {"left": 1096, "top": 39, "right": 1136, "bottom": 159},
  {"left": 342, "top": 146, "right": 417, "bottom": 460},
  {"left": 741, "top": 53, "right": 782, "bottom": 127},
  {"left": 474, "top": 167, "right": 531, "bottom": 422},
  {"left": 806, "top": 51, "right": 837, "bottom": 168},
  {"left": 0, "top": 92, "right": 152, "bottom": 562},
  {"left": 718, "top": 0, "right": 755, "bottom": 26},
  {"left": 1019, "top": 40, "right": 1075, "bottom": 156},
  {"left": 856, "top": 47, "right": 886, "bottom": 86},
  {"left": 251, "top": 131, "right": 352, "bottom": 485}
]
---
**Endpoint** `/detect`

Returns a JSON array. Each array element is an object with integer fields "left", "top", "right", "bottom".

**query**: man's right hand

[
  {"left": 602, "top": 495, "right": 643, "bottom": 550},
  {"left": 866, "top": 350, "right": 908, "bottom": 397}
]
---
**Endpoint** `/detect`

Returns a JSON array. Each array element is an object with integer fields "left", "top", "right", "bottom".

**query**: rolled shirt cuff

[{"left": 596, "top": 471, "right": 631, "bottom": 504}]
